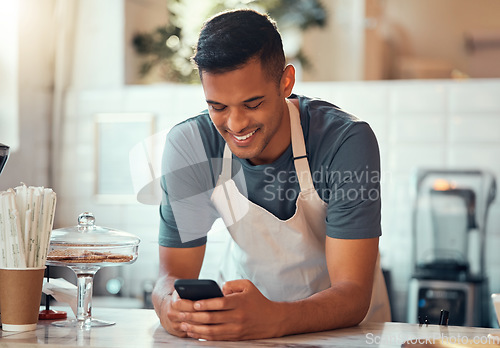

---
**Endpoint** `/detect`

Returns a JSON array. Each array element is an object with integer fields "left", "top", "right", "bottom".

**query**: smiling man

[{"left": 152, "top": 9, "right": 391, "bottom": 341}]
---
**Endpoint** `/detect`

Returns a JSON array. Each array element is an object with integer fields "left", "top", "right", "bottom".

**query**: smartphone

[{"left": 174, "top": 279, "right": 224, "bottom": 301}]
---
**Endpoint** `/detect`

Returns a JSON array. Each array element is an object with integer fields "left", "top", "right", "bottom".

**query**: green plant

[{"left": 132, "top": 0, "right": 327, "bottom": 83}]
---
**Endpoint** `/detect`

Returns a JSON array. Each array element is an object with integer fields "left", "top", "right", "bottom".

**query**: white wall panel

[
  {"left": 449, "top": 114, "right": 500, "bottom": 143},
  {"left": 448, "top": 145, "right": 500, "bottom": 176},
  {"left": 390, "top": 114, "right": 446, "bottom": 143},
  {"left": 391, "top": 84, "right": 447, "bottom": 114},
  {"left": 449, "top": 81, "right": 500, "bottom": 113}
]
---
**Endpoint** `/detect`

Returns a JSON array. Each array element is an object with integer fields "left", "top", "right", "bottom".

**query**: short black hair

[{"left": 192, "top": 9, "right": 286, "bottom": 84}]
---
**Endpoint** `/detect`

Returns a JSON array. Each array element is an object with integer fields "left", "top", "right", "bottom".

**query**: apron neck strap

[
  {"left": 219, "top": 144, "right": 233, "bottom": 183},
  {"left": 220, "top": 98, "right": 314, "bottom": 192},
  {"left": 287, "top": 99, "right": 315, "bottom": 192}
]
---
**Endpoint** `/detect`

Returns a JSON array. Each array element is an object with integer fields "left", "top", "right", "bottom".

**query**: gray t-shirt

[{"left": 159, "top": 94, "right": 381, "bottom": 247}]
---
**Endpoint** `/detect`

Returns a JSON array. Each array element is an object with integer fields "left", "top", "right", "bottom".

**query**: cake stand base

[{"left": 51, "top": 318, "right": 115, "bottom": 328}]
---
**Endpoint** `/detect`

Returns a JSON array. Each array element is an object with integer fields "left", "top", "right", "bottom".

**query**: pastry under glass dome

[{"left": 47, "top": 212, "right": 140, "bottom": 328}]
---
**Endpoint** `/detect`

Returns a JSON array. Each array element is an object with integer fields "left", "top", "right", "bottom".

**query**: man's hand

[
  {"left": 174, "top": 279, "right": 283, "bottom": 341},
  {"left": 156, "top": 291, "right": 190, "bottom": 338},
  {"left": 153, "top": 245, "right": 206, "bottom": 337}
]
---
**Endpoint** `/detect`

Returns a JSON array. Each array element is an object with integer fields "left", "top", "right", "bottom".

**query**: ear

[{"left": 280, "top": 64, "right": 295, "bottom": 98}]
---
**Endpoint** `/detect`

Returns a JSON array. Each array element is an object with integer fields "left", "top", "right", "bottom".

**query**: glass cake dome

[
  {"left": 48, "top": 212, "right": 140, "bottom": 266},
  {"left": 47, "top": 212, "right": 140, "bottom": 328}
]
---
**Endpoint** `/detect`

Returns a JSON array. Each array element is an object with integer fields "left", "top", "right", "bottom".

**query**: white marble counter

[{"left": 1, "top": 307, "right": 500, "bottom": 347}]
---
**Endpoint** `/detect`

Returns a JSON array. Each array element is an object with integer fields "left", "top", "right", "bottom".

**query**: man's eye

[
  {"left": 210, "top": 104, "right": 226, "bottom": 111},
  {"left": 245, "top": 101, "right": 263, "bottom": 110}
]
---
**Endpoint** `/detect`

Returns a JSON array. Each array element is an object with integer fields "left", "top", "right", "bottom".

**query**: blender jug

[
  {"left": 426, "top": 186, "right": 477, "bottom": 277},
  {"left": 408, "top": 169, "right": 496, "bottom": 326},
  {"left": 413, "top": 170, "right": 495, "bottom": 281}
]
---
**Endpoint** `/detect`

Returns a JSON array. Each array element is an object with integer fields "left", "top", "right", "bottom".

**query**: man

[{"left": 153, "top": 9, "right": 390, "bottom": 341}]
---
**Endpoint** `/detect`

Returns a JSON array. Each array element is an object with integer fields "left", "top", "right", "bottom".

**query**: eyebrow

[{"left": 206, "top": 95, "right": 264, "bottom": 105}]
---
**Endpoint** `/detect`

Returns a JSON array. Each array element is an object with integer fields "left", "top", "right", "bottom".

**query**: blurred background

[{"left": 1, "top": 0, "right": 500, "bottom": 326}]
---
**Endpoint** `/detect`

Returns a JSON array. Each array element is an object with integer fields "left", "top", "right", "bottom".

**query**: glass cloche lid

[
  {"left": 48, "top": 212, "right": 140, "bottom": 266},
  {"left": 50, "top": 212, "right": 140, "bottom": 246}
]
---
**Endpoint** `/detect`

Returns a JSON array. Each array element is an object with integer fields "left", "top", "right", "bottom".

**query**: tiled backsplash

[{"left": 58, "top": 79, "right": 500, "bottom": 323}]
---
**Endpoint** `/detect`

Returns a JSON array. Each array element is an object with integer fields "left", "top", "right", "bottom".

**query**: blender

[
  {"left": 0, "top": 143, "right": 8, "bottom": 175},
  {"left": 407, "top": 169, "right": 496, "bottom": 327}
]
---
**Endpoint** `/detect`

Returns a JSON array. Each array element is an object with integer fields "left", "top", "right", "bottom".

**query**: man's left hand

[{"left": 177, "top": 279, "right": 282, "bottom": 341}]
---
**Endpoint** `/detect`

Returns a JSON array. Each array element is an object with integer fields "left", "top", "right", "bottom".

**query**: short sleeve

[
  {"left": 158, "top": 120, "right": 219, "bottom": 247},
  {"left": 325, "top": 123, "right": 382, "bottom": 239}
]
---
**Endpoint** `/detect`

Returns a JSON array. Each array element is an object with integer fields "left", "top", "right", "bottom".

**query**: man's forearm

[
  {"left": 154, "top": 244, "right": 206, "bottom": 318},
  {"left": 152, "top": 274, "right": 176, "bottom": 318},
  {"left": 275, "top": 282, "right": 371, "bottom": 337}
]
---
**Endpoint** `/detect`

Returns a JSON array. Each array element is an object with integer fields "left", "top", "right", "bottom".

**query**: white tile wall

[
  {"left": 57, "top": 79, "right": 500, "bottom": 322},
  {"left": 390, "top": 84, "right": 448, "bottom": 114},
  {"left": 448, "top": 145, "right": 500, "bottom": 175},
  {"left": 449, "top": 82, "right": 500, "bottom": 113},
  {"left": 390, "top": 114, "right": 446, "bottom": 143},
  {"left": 449, "top": 114, "right": 500, "bottom": 144},
  {"left": 389, "top": 145, "right": 447, "bottom": 174}
]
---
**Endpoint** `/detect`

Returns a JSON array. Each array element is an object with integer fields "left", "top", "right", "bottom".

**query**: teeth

[{"left": 233, "top": 130, "right": 256, "bottom": 141}]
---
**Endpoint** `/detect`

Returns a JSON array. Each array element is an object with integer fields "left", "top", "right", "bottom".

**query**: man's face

[{"left": 201, "top": 59, "right": 294, "bottom": 165}]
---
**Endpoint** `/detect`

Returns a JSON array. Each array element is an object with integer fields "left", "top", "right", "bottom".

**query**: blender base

[{"left": 407, "top": 278, "right": 488, "bottom": 327}]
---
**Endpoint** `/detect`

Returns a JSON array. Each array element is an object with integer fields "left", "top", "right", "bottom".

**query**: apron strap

[
  {"left": 287, "top": 99, "right": 315, "bottom": 192},
  {"left": 218, "top": 98, "right": 315, "bottom": 192},
  {"left": 216, "top": 144, "right": 233, "bottom": 186}
]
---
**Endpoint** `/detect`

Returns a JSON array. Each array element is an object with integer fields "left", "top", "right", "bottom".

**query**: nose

[{"left": 226, "top": 108, "right": 250, "bottom": 133}]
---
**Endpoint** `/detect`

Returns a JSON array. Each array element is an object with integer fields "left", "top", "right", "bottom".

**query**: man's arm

[
  {"left": 275, "top": 236, "right": 378, "bottom": 336},
  {"left": 177, "top": 236, "right": 378, "bottom": 340},
  {"left": 152, "top": 245, "right": 205, "bottom": 337}
]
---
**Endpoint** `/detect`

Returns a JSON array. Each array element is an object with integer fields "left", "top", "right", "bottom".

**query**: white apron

[{"left": 210, "top": 99, "right": 391, "bottom": 322}]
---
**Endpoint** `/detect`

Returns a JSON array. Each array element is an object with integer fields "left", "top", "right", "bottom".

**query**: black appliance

[
  {"left": 407, "top": 169, "right": 496, "bottom": 327},
  {"left": 0, "top": 143, "right": 9, "bottom": 175}
]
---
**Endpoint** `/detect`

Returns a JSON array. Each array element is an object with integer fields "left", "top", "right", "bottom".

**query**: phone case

[{"left": 174, "top": 279, "right": 223, "bottom": 301}]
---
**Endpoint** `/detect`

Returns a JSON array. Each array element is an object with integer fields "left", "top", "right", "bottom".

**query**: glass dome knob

[{"left": 78, "top": 212, "right": 95, "bottom": 229}]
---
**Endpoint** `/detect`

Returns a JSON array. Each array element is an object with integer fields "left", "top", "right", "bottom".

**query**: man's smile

[
  {"left": 228, "top": 129, "right": 260, "bottom": 146},
  {"left": 232, "top": 129, "right": 257, "bottom": 141}
]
